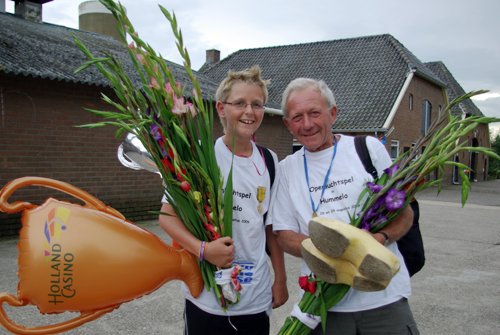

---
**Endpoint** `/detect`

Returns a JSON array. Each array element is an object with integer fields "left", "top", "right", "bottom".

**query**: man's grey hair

[{"left": 281, "top": 78, "right": 336, "bottom": 117}]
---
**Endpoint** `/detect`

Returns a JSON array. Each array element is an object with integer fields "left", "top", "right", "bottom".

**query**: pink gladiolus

[
  {"left": 187, "top": 102, "right": 197, "bottom": 116},
  {"left": 149, "top": 77, "right": 160, "bottom": 90},
  {"left": 164, "top": 82, "right": 173, "bottom": 94},
  {"left": 172, "top": 95, "right": 187, "bottom": 115},
  {"left": 135, "top": 53, "right": 145, "bottom": 65}
]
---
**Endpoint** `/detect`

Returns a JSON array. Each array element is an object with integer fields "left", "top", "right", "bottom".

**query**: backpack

[{"left": 354, "top": 136, "right": 425, "bottom": 277}]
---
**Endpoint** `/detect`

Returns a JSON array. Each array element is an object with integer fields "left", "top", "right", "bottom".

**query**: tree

[{"left": 489, "top": 134, "right": 500, "bottom": 178}]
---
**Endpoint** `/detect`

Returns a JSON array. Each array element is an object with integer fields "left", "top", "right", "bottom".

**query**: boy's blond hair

[{"left": 215, "top": 65, "right": 269, "bottom": 104}]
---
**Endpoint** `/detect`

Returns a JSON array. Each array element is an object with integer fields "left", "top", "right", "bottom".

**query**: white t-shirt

[
  {"left": 176, "top": 137, "right": 279, "bottom": 316},
  {"left": 268, "top": 135, "right": 411, "bottom": 312}
]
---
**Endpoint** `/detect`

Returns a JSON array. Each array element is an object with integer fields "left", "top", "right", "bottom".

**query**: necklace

[
  {"left": 224, "top": 141, "right": 267, "bottom": 176},
  {"left": 303, "top": 139, "right": 338, "bottom": 217},
  {"left": 224, "top": 139, "right": 268, "bottom": 213}
]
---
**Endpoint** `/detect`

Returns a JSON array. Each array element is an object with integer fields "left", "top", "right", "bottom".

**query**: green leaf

[
  {"left": 223, "top": 164, "right": 234, "bottom": 237},
  {"left": 458, "top": 170, "right": 471, "bottom": 206}
]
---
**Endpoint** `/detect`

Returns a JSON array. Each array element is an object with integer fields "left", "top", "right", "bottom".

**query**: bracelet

[
  {"left": 199, "top": 241, "right": 206, "bottom": 261},
  {"left": 378, "top": 231, "right": 389, "bottom": 246}
]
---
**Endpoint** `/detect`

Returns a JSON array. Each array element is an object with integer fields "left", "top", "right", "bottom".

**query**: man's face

[{"left": 283, "top": 87, "right": 337, "bottom": 152}]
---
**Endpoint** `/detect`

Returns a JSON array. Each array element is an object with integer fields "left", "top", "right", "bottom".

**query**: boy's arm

[
  {"left": 266, "top": 225, "right": 289, "bottom": 308},
  {"left": 158, "top": 203, "right": 235, "bottom": 268}
]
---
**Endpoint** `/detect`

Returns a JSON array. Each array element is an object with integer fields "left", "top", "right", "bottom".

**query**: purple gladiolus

[
  {"left": 371, "top": 215, "right": 388, "bottom": 228},
  {"left": 384, "top": 164, "right": 399, "bottom": 177},
  {"left": 150, "top": 124, "right": 162, "bottom": 141},
  {"left": 360, "top": 220, "right": 371, "bottom": 231},
  {"left": 384, "top": 188, "right": 406, "bottom": 211},
  {"left": 364, "top": 207, "right": 378, "bottom": 221},
  {"left": 367, "top": 182, "right": 383, "bottom": 193}
]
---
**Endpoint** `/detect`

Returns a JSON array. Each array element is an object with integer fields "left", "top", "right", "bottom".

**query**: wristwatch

[{"left": 378, "top": 231, "right": 390, "bottom": 246}]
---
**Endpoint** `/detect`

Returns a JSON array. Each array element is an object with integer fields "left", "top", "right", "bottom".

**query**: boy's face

[{"left": 217, "top": 82, "right": 265, "bottom": 140}]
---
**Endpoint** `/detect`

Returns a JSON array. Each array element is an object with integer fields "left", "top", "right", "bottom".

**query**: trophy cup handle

[
  {"left": 0, "top": 177, "right": 125, "bottom": 220},
  {"left": 0, "top": 292, "right": 117, "bottom": 335}
]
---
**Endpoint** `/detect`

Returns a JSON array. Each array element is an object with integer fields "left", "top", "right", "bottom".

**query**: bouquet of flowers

[
  {"left": 73, "top": 0, "right": 238, "bottom": 308},
  {"left": 279, "top": 91, "right": 500, "bottom": 334}
]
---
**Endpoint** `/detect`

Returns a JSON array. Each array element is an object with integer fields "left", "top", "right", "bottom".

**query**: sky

[{"left": 6, "top": 0, "right": 500, "bottom": 135}]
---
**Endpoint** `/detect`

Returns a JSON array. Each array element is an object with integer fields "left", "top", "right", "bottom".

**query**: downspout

[
  {"left": 383, "top": 69, "right": 415, "bottom": 129},
  {"left": 264, "top": 107, "right": 283, "bottom": 116}
]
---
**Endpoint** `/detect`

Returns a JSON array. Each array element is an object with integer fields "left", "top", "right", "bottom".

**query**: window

[
  {"left": 409, "top": 94, "right": 414, "bottom": 111},
  {"left": 292, "top": 139, "right": 302, "bottom": 153},
  {"left": 421, "top": 100, "right": 432, "bottom": 135},
  {"left": 390, "top": 140, "right": 399, "bottom": 160}
]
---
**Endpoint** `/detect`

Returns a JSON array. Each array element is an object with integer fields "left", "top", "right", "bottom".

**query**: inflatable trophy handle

[
  {"left": 0, "top": 176, "right": 203, "bottom": 335},
  {"left": 0, "top": 176, "right": 124, "bottom": 219},
  {"left": 0, "top": 293, "right": 116, "bottom": 335}
]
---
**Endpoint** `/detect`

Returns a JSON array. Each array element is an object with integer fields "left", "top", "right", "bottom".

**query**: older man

[{"left": 268, "top": 78, "right": 419, "bottom": 334}]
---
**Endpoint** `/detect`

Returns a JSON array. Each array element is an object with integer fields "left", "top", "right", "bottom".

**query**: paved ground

[{"left": 0, "top": 180, "right": 499, "bottom": 334}]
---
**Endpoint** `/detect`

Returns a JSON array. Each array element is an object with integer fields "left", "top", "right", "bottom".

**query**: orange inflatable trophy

[{"left": 0, "top": 177, "right": 203, "bottom": 335}]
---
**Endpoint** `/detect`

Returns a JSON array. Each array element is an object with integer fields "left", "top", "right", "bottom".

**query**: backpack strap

[
  {"left": 256, "top": 144, "right": 275, "bottom": 256},
  {"left": 256, "top": 144, "right": 275, "bottom": 188},
  {"left": 354, "top": 136, "right": 378, "bottom": 179}
]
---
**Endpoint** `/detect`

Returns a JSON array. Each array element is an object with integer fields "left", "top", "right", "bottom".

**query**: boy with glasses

[{"left": 159, "top": 66, "right": 288, "bottom": 335}]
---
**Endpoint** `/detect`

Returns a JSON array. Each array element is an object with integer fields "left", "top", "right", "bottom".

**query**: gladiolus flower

[
  {"left": 231, "top": 265, "right": 241, "bottom": 278},
  {"left": 172, "top": 95, "right": 187, "bottom": 115},
  {"left": 150, "top": 124, "right": 162, "bottom": 141},
  {"left": 384, "top": 164, "right": 399, "bottom": 177},
  {"left": 135, "top": 53, "right": 145, "bottom": 65},
  {"left": 384, "top": 188, "right": 406, "bottom": 211},
  {"left": 204, "top": 223, "right": 220, "bottom": 240},
  {"left": 231, "top": 277, "right": 242, "bottom": 292},
  {"left": 360, "top": 220, "right": 370, "bottom": 231},
  {"left": 307, "top": 280, "right": 317, "bottom": 294},
  {"left": 366, "top": 182, "right": 383, "bottom": 193},
  {"left": 371, "top": 215, "right": 388, "bottom": 228},
  {"left": 149, "top": 77, "right": 160, "bottom": 90},
  {"left": 161, "top": 157, "right": 175, "bottom": 172},
  {"left": 180, "top": 181, "right": 190, "bottom": 192},
  {"left": 164, "top": 82, "right": 173, "bottom": 94},
  {"left": 192, "top": 191, "right": 202, "bottom": 204},
  {"left": 298, "top": 276, "right": 309, "bottom": 290}
]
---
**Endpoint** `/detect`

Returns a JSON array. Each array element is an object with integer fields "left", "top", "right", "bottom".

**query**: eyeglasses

[{"left": 223, "top": 101, "right": 265, "bottom": 112}]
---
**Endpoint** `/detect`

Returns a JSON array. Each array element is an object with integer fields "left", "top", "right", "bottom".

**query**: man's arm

[
  {"left": 276, "top": 230, "right": 309, "bottom": 258},
  {"left": 372, "top": 204, "right": 414, "bottom": 245}
]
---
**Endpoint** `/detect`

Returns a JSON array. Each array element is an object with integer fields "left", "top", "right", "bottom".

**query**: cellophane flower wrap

[
  {"left": 279, "top": 91, "right": 500, "bottom": 334},
  {"left": 73, "top": 0, "right": 238, "bottom": 308}
]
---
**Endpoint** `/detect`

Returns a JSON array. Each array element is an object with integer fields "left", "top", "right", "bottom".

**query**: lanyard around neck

[{"left": 303, "top": 140, "right": 338, "bottom": 217}]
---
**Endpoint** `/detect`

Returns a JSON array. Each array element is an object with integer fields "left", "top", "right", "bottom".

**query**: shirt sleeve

[{"left": 267, "top": 160, "right": 301, "bottom": 233}]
